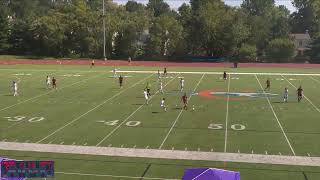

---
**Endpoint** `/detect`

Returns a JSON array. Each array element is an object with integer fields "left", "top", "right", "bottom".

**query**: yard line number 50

[
  {"left": 4, "top": 116, "right": 45, "bottom": 123},
  {"left": 208, "top": 123, "right": 246, "bottom": 131}
]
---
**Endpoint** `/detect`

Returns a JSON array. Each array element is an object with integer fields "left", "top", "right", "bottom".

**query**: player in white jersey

[
  {"left": 159, "top": 79, "right": 164, "bottom": 94},
  {"left": 12, "top": 81, "right": 18, "bottom": 96},
  {"left": 161, "top": 98, "right": 167, "bottom": 112},
  {"left": 113, "top": 67, "right": 117, "bottom": 78},
  {"left": 144, "top": 90, "right": 149, "bottom": 105},
  {"left": 180, "top": 78, "right": 185, "bottom": 92},
  {"left": 283, "top": 87, "right": 288, "bottom": 103},
  {"left": 46, "top": 76, "right": 51, "bottom": 89}
]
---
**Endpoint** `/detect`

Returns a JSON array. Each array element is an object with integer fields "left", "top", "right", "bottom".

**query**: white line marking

[
  {"left": 211, "top": 148, "right": 213, "bottom": 152},
  {"left": 1, "top": 142, "right": 320, "bottom": 167},
  {"left": 37, "top": 74, "right": 153, "bottom": 143},
  {"left": 283, "top": 75, "right": 320, "bottom": 113},
  {"left": 72, "top": 142, "right": 76, "bottom": 145},
  {"left": 308, "top": 153, "right": 311, "bottom": 157},
  {"left": 60, "top": 142, "right": 64, "bottom": 145},
  {"left": 309, "top": 76, "right": 320, "bottom": 84},
  {"left": 265, "top": 151, "right": 268, "bottom": 155},
  {"left": 238, "top": 150, "right": 240, "bottom": 153},
  {"left": 251, "top": 150, "right": 254, "bottom": 154},
  {"left": 56, "top": 171, "right": 178, "bottom": 180},
  {"left": 197, "top": 148, "right": 200, "bottom": 151},
  {"left": 279, "top": 152, "right": 282, "bottom": 156},
  {"left": 172, "top": 147, "right": 175, "bottom": 150},
  {"left": 95, "top": 74, "right": 179, "bottom": 146},
  {"left": 146, "top": 146, "right": 149, "bottom": 149},
  {"left": 255, "top": 74, "right": 296, "bottom": 156},
  {"left": 224, "top": 74, "right": 231, "bottom": 153},
  {"left": 191, "top": 169, "right": 211, "bottom": 180},
  {"left": 120, "top": 144, "right": 124, "bottom": 148},
  {"left": 83, "top": 143, "right": 87, "bottom": 146},
  {"left": 185, "top": 147, "right": 188, "bottom": 151},
  {"left": 159, "top": 74, "right": 205, "bottom": 149},
  {"left": 108, "top": 144, "right": 112, "bottom": 147},
  {"left": 117, "top": 70, "right": 320, "bottom": 76},
  {"left": 0, "top": 73, "right": 102, "bottom": 113}
]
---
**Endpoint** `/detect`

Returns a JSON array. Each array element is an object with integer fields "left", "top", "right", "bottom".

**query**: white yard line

[
  {"left": 56, "top": 171, "right": 178, "bottom": 180},
  {"left": 0, "top": 72, "right": 102, "bottom": 112},
  {"left": 37, "top": 74, "right": 154, "bottom": 143},
  {"left": 255, "top": 74, "right": 296, "bottom": 156},
  {"left": 117, "top": 70, "right": 320, "bottom": 76},
  {"left": 95, "top": 74, "right": 180, "bottom": 146},
  {"left": 158, "top": 74, "right": 205, "bottom": 149},
  {"left": 1, "top": 142, "right": 319, "bottom": 167},
  {"left": 224, "top": 74, "right": 231, "bottom": 153},
  {"left": 309, "top": 76, "right": 320, "bottom": 84},
  {"left": 282, "top": 75, "right": 320, "bottom": 113},
  {"left": 191, "top": 169, "right": 211, "bottom": 180}
]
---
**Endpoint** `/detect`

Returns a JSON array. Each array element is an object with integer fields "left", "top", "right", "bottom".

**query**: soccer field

[{"left": 1, "top": 64, "right": 320, "bottom": 179}]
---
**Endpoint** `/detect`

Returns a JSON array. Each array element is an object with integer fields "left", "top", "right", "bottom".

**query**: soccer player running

[
  {"left": 46, "top": 76, "right": 51, "bottom": 89},
  {"left": 113, "top": 67, "right": 117, "bottom": 78},
  {"left": 161, "top": 98, "right": 167, "bottom": 112},
  {"left": 119, "top": 75, "right": 124, "bottom": 88},
  {"left": 157, "top": 70, "right": 161, "bottom": 79},
  {"left": 52, "top": 77, "right": 57, "bottom": 90},
  {"left": 146, "top": 82, "right": 151, "bottom": 97},
  {"left": 223, "top": 71, "right": 227, "bottom": 81},
  {"left": 144, "top": 89, "right": 149, "bottom": 105},
  {"left": 297, "top": 86, "right": 303, "bottom": 102},
  {"left": 265, "top": 79, "right": 271, "bottom": 91},
  {"left": 91, "top": 60, "right": 95, "bottom": 68},
  {"left": 182, "top": 93, "right": 188, "bottom": 110},
  {"left": 12, "top": 81, "right": 18, "bottom": 96},
  {"left": 159, "top": 79, "right": 164, "bottom": 94},
  {"left": 180, "top": 78, "right": 185, "bottom": 92},
  {"left": 163, "top": 67, "right": 167, "bottom": 77},
  {"left": 283, "top": 87, "right": 288, "bottom": 103}
]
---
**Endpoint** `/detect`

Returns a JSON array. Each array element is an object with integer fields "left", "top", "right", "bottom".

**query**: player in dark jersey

[
  {"left": 119, "top": 75, "right": 123, "bottom": 88},
  {"left": 52, "top": 77, "right": 57, "bottom": 90},
  {"left": 297, "top": 86, "right": 303, "bottom": 102},
  {"left": 223, "top": 71, "right": 227, "bottom": 81},
  {"left": 182, "top": 93, "right": 188, "bottom": 110},
  {"left": 265, "top": 79, "right": 270, "bottom": 91},
  {"left": 163, "top": 67, "right": 167, "bottom": 77}
]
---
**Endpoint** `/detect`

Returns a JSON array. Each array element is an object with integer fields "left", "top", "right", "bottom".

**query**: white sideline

[
  {"left": 255, "top": 75, "right": 296, "bottom": 156},
  {"left": 37, "top": 74, "right": 154, "bottom": 143},
  {"left": 55, "top": 171, "right": 178, "bottom": 180},
  {"left": 158, "top": 74, "right": 205, "bottom": 149},
  {"left": 116, "top": 70, "right": 320, "bottom": 76},
  {"left": 95, "top": 73, "right": 180, "bottom": 146},
  {"left": 0, "top": 72, "right": 102, "bottom": 112},
  {"left": 282, "top": 75, "right": 320, "bottom": 113},
  {"left": 224, "top": 74, "right": 231, "bottom": 153},
  {"left": 0, "top": 142, "right": 320, "bottom": 167}
]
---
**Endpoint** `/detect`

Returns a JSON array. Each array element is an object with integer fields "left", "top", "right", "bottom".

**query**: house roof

[{"left": 290, "top": 33, "right": 311, "bottom": 40}]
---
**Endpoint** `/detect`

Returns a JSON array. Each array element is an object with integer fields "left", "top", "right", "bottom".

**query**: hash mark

[
  {"left": 238, "top": 150, "right": 240, "bottom": 153},
  {"left": 307, "top": 153, "right": 311, "bottom": 157},
  {"left": 197, "top": 148, "right": 200, "bottom": 152},
  {"left": 60, "top": 142, "right": 64, "bottom": 145},
  {"left": 146, "top": 146, "right": 149, "bottom": 149},
  {"left": 72, "top": 142, "right": 76, "bottom": 145},
  {"left": 265, "top": 151, "right": 268, "bottom": 155},
  {"left": 210, "top": 148, "right": 213, "bottom": 152},
  {"left": 108, "top": 144, "right": 112, "bottom": 147},
  {"left": 185, "top": 147, "right": 188, "bottom": 151},
  {"left": 171, "top": 147, "right": 174, "bottom": 150},
  {"left": 279, "top": 152, "right": 282, "bottom": 155},
  {"left": 133, "top": 145, "right": 136, "bottom": 148},
  {"left": 120, "top": 144, "right": 124, "bottom": 148}
]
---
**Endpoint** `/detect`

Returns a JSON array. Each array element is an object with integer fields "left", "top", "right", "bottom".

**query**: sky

[{"left": 113, "top": 0, "right": 296, "bottom": 12}]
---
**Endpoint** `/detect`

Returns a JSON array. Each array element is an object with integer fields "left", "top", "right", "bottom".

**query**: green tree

[
  {"left": 0, "top": 1, "right": 10, "bottom": 53},
  {"left": 266, "top": 38, "right": 295, "bottom": 61},
  {"left": 147, "top": 0, "right": 170, "bottom": 17},
  {"left": 145, "top": 14, "right": 183, "bottom": 57},
  {"left": 238, "top": 44, "right": 257, "bottom": 62}
]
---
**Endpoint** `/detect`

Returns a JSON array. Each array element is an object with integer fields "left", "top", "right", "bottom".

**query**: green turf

[{"left": 0, "top": 64, "right": 320, "bottom": 179}]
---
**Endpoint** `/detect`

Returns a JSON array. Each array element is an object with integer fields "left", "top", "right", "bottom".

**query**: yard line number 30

[{"left": 4, "top": 116, "right": 45, "bottom": 122}]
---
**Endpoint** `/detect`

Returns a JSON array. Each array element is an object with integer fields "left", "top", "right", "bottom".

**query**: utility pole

[{"left": 103, "top": 0, "right": 107, "bottom": 61}]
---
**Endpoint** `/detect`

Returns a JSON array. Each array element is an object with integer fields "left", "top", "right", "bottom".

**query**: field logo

[{"left": 198, "top": 90, "right": 278, "bottom": 100}]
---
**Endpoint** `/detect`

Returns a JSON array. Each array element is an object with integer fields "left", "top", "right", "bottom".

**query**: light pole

[{"left": 103, "top": 0, "right": 107, "bottom": 61}]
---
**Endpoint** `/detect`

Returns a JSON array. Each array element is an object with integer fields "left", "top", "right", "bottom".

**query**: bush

[
  {"left": 266, "top": 38, "right": 295, "bottom": 62},
  {"left": 238, "top": 44, "right": 257, "bottom": 62}
]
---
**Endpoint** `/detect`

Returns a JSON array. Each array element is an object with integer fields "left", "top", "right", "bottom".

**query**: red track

[{"left": 0, "top": 59, "right": 320, "bottom": 68}]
